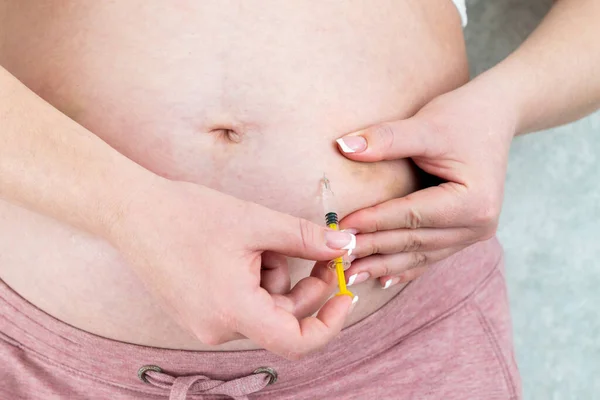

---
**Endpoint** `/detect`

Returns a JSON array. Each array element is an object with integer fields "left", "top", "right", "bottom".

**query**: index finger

[
  {"left": 236, "top": 288, "right": 353, "bottom": 360},
  {"left": 340, "top": 182, "right": 470, "bottom": 232}
]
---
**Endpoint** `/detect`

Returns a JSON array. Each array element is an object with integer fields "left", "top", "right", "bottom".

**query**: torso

[{"left": 0, "top": 0, "right": 468, "bottom": 350}]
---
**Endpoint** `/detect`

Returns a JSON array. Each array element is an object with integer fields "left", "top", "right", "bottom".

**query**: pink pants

[{"left": 0, "top": 238, "right": 521, "bottom": 399}]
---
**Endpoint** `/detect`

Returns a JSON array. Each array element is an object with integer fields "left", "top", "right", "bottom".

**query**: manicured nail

[
  {"left": 347, "top": 272, "right": 370, "bottom": 287},
  {"left": 349, "top": 295, "right": 359, "bottom": 313},
  {"left": 381, "top": 277, "right": 402, "bottom": 289},
  {"left": 336, "top": 136, "right": 367, "bottom": 153},
  {"left": 347, "top": 254, "right": 357, "bottom": 263},
  {"left": 325, "top": 231, "right": 356, "bottom": 251},
  {"left": 342, "top": 228, "right": 359, "bottom": 235},
  {"left": 341, "top": 233, "right": 356, "bottom": 256},
  {"left": 347, "top": 274, "right": 357, "bottom": 287}
]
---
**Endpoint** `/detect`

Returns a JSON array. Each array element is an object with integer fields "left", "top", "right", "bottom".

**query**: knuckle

[
  {"left": 410, "top": 252, "right": 428, "bottom": 268},
  {"left": 366, "top": 206, "right": 383, "bottom": 232},
  {"left": 297, "top": 218, "right": 314, "bottom": 252},
  {"left": 351, "top": 205, "right": 382, "bottom": 233},
  {"left": 366, "top": 235, "right": 380, "bottom": 256},
  {"left": 470, "top": 190, "right": 501, "bottom": 227},
  {"left": 480, "top": 223, "right": 498, "bottom": 240},
  {"left": 418, "top": 119, "right": 446, "bottom": 157},
  {"left": 404, "top": 207, "right": 423, "bottom": 229},
  {"left": 474, "top": 201, "right": 500, "bottom": 227},
  {"left": 378, "top": 257, "right": 394, "bottom": 277},
  {"left": 419, "top": 115, "right": 443, "bottom": 134},
  {"left": 403, "top": 232, "right": 423, "bottom": 252},
  {"left": 371, "top": 123, "right": 396, "bottom": 152}
]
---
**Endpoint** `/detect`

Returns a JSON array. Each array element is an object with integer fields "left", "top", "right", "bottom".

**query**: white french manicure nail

[
  {"left": 341, "top": 233, "right": 356, "bottom": 256},
  {"left": 347, "top": 274, "right": 358, "bottom": 287},
  {"left": 383, "top": 279, "right": 392, "bottom": 289},
  {"left": 349, "top": 295, "right": 359, "bottom": 314},
  {"left": 336, "top": 138, "right": 355, "bottom": 153}
]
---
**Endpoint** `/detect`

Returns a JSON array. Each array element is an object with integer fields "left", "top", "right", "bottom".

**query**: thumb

[
  {"left": 251, "top": 210, "right": 355, "bottom": 261},
  {"left": 336, "top": 117, "right": 435, "bottom": 162}
]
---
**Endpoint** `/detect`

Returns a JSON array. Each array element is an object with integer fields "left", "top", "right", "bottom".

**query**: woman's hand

[
  {"left": 106, "top": 178, "right": 357, "bottom": 360},
  {"left": 336, "top": 83, "right": 517, "bottom": 288}
]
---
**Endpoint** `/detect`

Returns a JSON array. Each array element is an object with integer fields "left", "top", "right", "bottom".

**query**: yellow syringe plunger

[{"left": 321, "top": 176, "right": 353, "bottom": 297}]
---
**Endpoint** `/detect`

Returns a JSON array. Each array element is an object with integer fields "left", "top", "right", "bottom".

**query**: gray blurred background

[{"left": 464, "top": 0, "right": 600, "bottom": 399}]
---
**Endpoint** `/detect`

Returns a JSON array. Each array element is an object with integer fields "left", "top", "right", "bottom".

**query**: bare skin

[
  {"left": 0, "top": 0, "right": 467, "bottom": 353},
  {"left": 1, "top": 0, "right": 597, "bottom": 359},
  {"left": 340, "top": 0, "right": 600, "bottom": 287}
]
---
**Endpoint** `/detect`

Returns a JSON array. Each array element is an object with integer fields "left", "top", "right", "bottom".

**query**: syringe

[{"left": 321, "top": 175, "right": 354, "bottom": 298}]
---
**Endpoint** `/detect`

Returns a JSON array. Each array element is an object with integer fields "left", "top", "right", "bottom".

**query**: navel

[{"left": 209, "top": 127, "right": 243, "bottom": 144}]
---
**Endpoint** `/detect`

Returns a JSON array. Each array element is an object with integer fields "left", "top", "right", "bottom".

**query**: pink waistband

[{"left": 0, "top": 238, "right": 503, "bottom": 398}]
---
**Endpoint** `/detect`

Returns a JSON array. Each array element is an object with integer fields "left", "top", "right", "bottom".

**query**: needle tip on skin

[{"left": 322, "top": 174, "right": 330, "bottom": 190}]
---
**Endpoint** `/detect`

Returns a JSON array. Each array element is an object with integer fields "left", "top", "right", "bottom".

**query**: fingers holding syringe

[
  {"left": 239, "top": 290, "right": 353, "bottom": 360},
  {"left": 271, "top": 261, "right": 337, "bottom": 319},
  {"left": 249, "top": 207, "right": 355, "bottom": 261}
]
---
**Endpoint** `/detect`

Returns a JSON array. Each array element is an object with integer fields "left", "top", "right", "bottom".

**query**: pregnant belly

[{"left": 0, "top": 0, "right": 468, "bottom": 350}]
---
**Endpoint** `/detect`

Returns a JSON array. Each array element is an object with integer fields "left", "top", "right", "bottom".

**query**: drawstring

[{"left": 138, "top": 365, "right": 277, "bottom": 400}]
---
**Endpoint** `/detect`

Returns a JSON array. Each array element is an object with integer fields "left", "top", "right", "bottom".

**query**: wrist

[
  {"left": 102, "top": 173, "right": 219, "bottom": 253},
  {"left": 457, "top": 69, "right": 522, "bottom": 140},
  {"left": 467, "top": 59, "right": 541, "bottom": 136},
  {"left": 96, "top": 168, "right": 166, "bottom": 246}
]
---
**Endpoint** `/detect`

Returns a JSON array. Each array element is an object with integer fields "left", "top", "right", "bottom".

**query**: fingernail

[
  {"left": 347, "top": 272, "right": 370, "bottom": 287},
  {"left": 347, "top": 254, "right": 357, "bottom": 263},
  {"left": 336, "top": 136, "right": 367, "bottom": 153},
  {"left": 349, "top": 295, "right": 359, "bottom": 313},
  {"left": 342, "top": 228, "right": 359, "bottom": 235},
  {"left": 347, "top": 274, "right": 357, "bottom": 287},
  {"left": 325, "top": 231, "right": 356, "bottom": 252},
  {"left": 341, "top": 233, "right": 356, "bottom": 256},
  {"left": 382, "top": 277, "right": 401, "bottom": 289}
]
